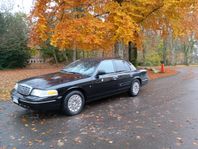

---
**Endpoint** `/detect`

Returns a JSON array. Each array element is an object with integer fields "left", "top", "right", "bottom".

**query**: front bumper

[{"left": 11, "top": 90, "right": 61, "bottom": 111}]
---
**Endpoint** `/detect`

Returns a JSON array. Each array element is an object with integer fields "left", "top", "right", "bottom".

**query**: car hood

[{"left": 18, "top": 71, "right": 87, "bottom": 89}]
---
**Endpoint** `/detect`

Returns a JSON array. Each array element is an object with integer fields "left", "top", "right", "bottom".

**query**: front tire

[
  {"left": 62, "top": 91, "right": 85, "bottom": 116},
  {"left": 130, "top": 79, "right": 140, "bottom": 97}
]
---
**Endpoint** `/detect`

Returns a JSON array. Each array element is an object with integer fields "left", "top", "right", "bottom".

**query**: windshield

[{"left": 62, "top": 60, "right": 99, "bottom": 76}]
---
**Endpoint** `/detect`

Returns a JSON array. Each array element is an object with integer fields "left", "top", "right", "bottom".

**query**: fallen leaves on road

[
  {"left": 193, "top": 141, "right": 198, "bottom": 146},
  {"left": 74, "top": 137, "right": 82, "bottom": 144},
  {"left": 57, "top": 139, "right": 64, "bottom": 147},
  {"left": 146, "top": 67, "right": 177, "bottom": 80},
  {"left": 176, "top": 137, "right": 183, "bottom": 146},
  {"left": 136, "top": 136, "right": 141, "bottom": 140}
]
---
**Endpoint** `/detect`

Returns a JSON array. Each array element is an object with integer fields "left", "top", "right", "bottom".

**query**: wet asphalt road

[{"left": 1, "top": 67, "right": 198, "bottom": 149}]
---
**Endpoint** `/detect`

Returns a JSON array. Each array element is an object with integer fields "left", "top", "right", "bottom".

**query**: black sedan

[{"left": 11, "top": 58, "right": 148, "bottom": 116}]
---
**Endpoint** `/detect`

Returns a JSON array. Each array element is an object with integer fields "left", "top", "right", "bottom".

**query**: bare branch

[{"left": 138, "top": 3, "right": 164, "bottom": 24}]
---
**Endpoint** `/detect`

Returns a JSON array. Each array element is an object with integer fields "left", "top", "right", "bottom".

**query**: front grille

[{"left": 17, "top": 84, "right": 32, "bottom": 95}]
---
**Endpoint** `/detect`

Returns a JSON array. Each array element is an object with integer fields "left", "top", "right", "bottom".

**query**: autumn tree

[
  {"left": 29, "top": 0, "right": 114, "bottom": 61},
  {"left": 29, "top": 0, "right": 198, "bottom": 63}
]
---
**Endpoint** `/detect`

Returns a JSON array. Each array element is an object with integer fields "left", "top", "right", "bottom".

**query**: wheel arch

[
  {"left": 133, "top": 77, "right": 142, "bottom": 86},
  {"left": 63, "top": 87, "right": 87, "bottom": 100}
]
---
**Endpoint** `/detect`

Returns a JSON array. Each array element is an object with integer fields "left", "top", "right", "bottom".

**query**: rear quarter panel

[{"left": 132, "top": 69, "right": 148, "bottom": 86}]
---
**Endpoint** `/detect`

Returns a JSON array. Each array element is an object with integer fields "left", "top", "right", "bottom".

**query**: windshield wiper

[
  {"left": 69, "top": 71, "right": 82, "bottom": 75},
  {"left": 61, "top": 70, "right": 81, "bottom": 74},
  {"left": 61, "top": 70, "right": 70, "bottom": 73}
]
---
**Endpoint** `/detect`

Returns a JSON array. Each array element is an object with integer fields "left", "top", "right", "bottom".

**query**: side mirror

[{"left": 96, "top": 70, "right": 106, "bottom": 78}]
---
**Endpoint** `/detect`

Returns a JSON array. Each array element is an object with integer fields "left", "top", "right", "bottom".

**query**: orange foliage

[{"left": 29, "top": 0, "right": 198, "bottom": 51}]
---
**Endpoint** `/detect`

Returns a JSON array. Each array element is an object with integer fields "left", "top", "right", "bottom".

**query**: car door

[
  {"left": 113, "top": 60, "right": 133, "bottom": 92},
  {"left": 89, "top": 60, "right": 118, "bottom": 99}
]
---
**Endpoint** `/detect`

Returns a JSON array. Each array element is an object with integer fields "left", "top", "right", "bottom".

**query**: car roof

[{"left": 79, "top": 58, "right": 125, "bottom": 63}]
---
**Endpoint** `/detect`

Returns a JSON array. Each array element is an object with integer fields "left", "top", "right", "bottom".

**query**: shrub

[
  {"left": 144, "top": 52, "right": 161, "bottom": 66},
  {"left": 0, "top": 12, "right": 30, "bottom": 69},
  {"left": 0, "top": 49, "right": 30, "bottom": 69}
]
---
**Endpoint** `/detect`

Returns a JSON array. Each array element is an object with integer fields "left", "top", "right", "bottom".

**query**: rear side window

[
  {"left": 97, "top": 60, "right": 115, "bottom": 74},
  {"left": 114, "top": 60, "right": 131, "bottom": 72},
  {"left": 128, "top": 62, "right": 136, "bottom": 71}
]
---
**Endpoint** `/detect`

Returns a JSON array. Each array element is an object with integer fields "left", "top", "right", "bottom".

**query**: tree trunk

[
  {"left": 184, "top": 45, "right": 189, "bottom": 66},
  {"left": 162, "top": 39, "right": 167, "bottom": 65},
  {"left": 72, "top": 45, "right": 77, "bottom": 61},
  {"left": 184, "top": 52, "right": 189, "bottom": 65},
  {"left": 171, "top": 47, "right": 175, "bottom": 65},
  {"left": 129, "top": 41, "right": 138, "bottom": 66},
  {"left": 142, "top": 47, "right": 146, "bottom": 65},
  {"left": 63, "top": 49, "right": 68, "bottom": 63},
  {"left": 123, "top": 44, "right": 129, "bottom": 60},
  {"left": 53, "top": 49, "right": 58, "bottom": 64},
  {"left": 188, "top": 39, "right": 195, "bottom": 65},
  {"left": 170, "top": 34, "right": 175, "bottom": 65},
  {"left": 114, "top": 41, "right": 124, "bottom": 58}
]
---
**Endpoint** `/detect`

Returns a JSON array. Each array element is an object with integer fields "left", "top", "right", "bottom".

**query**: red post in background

[{"left": 160, "top": 61, "right": 165, "bottom": 73}]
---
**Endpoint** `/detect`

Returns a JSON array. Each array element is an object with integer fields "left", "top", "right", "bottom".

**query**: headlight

[
  {"left": 14, "top": 83, "right": 18, "bottom": 90},
  {"left": 31, "top": 89, "right": 58, "bottom": 97}
]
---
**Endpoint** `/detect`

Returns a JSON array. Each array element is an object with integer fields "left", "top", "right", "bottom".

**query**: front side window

[
  {"left": 62, "top": 60, "right": 99, "bottom": 76},
  {"left": 97, "top": 60, "right": 115, "bottom": 74}
]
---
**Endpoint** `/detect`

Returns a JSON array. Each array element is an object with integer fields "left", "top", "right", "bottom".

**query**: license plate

[{"left": 13, "top": 96, "right": 19, "bottom": 104}]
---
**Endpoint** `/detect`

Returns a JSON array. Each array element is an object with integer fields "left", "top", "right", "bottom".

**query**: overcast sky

[
  {"left": 0, "top": 0, "right": 34, "bottom": 13},
  {"left": 13, "top": 0, "right": 34, "bottom": 13}
]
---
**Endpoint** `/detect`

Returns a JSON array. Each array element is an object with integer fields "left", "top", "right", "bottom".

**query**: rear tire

[
  {"left": 129, "top": 79, "right": 140, "bottom": 97},
  {"left": 62, "top": 91, "right": 85, "bottom": 116}
]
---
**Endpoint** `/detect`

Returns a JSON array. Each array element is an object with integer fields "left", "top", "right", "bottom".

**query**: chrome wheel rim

[
  {"left": 133, "top": 82, "right": 140, "bottom": 95},
  {"left": 68, "top": 94, "right": 82, "bottom": 113}
]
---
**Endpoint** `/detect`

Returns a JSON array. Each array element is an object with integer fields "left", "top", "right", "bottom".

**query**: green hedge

[{"left": 0, "top": 49, "right": 30, "bottom": 69}]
